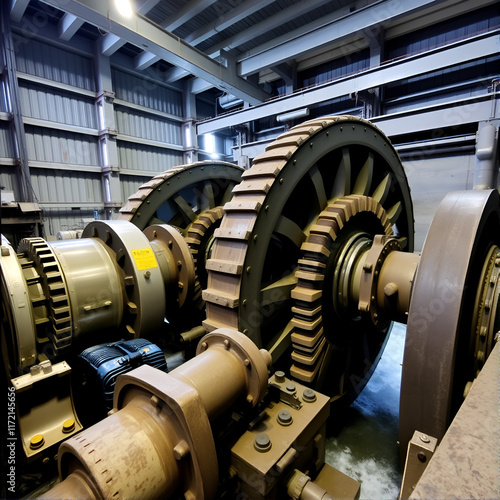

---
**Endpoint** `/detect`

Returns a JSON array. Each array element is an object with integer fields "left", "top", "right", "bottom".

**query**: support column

[
  {"left": 183, "top": 80, "right": 199, "bottom": 164},
  {"left": 363, "top": 26, "right": 384, "bottom": 118},
  {"left": 94, "top": 48, "right": 122, "bottom": 219},
  {"left": 1, "top": 1, "right": 33, "bottom": 202}
]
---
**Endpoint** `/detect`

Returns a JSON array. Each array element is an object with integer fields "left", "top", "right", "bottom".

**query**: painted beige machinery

[
  {"left": 0, "top": 161, "right": 243, "bottom": 460},
  {"left": 2, "top": 116, "right": 500, "bottom": 498},
  {"left": 40, "top": 329, "right": 358, "bottom": 500}
]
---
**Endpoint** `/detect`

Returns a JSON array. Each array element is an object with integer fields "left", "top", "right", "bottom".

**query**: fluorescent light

[
  {"left": 276, "top": 108, "right": 310, "bottom": 123},
  {"left": 115, "top": 0, "right": 133, "bottom": 17}
]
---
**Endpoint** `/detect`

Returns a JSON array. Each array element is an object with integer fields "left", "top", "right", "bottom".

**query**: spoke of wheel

[
  {"left": 267, "top": 320, "right": 294, "bottom": 362},
  {"left": 331, "top": 147, "right": 351, "bottom": 199},
  {"left": 372, "top": 173, "right": 391, "bottom": 205},
  {"left": 274, "top": 215, "right": 307, "bottom": 249},
  {"left": 309, "top": 164, "right": 327, "bottom": 209},
  {"left": 173, "top": 195, "right": 198, "bottom": 224},
  {"left": 261, "top": 272, "right": 297, "bottom": 305},
  {"left": 221, "top": 183, "right": 237, "bottom": 204},
  {"left": 387, "top": 201, "right": 402, "bottom": 225},
  {"left": 353, "top": 152, "right": 374, "bottom": 195},
  {"left": 202, "top": 181, "right": 216, "bottom": 210}
]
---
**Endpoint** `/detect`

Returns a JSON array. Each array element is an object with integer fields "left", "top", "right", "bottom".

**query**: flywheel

[
  {"left": 204, "top": 115, "right": 413, "bottom": 401},
  {"left": 400, "top": 189, "right": 500, "bottom": 458}
]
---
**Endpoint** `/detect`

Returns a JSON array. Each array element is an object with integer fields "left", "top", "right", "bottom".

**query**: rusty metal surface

[
  {"left": 400, "top": 189, "right": 500, "bottom": 460},
  {"left": 410, "top": 342, "right": 500, "bottom": 500}
]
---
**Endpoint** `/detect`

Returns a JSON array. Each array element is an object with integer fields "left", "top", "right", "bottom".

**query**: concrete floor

[{"left": 325, "top": 322, "right": 407, "bottom": 500}]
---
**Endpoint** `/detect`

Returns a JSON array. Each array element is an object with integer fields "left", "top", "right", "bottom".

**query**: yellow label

[{"left": 131, "top": 248, "right": 158, "bottom": 271}]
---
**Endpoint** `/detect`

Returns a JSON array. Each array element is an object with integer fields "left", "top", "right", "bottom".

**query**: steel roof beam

[
  {"left": 39, "top": 0, "right": 269, "bottom": 105},
  {"left": 132, "top": 0, "right": 220, "bottom": 72},
  {"left": 98, "top": 0, "right": 164, "bottom": 57},
  {"left": 197, "top": 32, "right": 500, "bottom": 134},
  {"left": 163, "top": 0, "right": 334, "bottom": 84},
  {"left": 58, "top": 13, "right": 84, "bottom": 41},
  {"left": 10, "top": 0, "right": 30, "bottom": 22},
  {"left": 238, "top": 0, "right": 445, "bottom": 76}
]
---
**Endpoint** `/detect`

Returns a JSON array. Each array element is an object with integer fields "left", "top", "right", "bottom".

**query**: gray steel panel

[
  {"left": 0, "top": 169, "right": 19, "bottom": 197},
  {"left": 14, "top": 36, "right": 95, "bottom": 91},
  {"left": 25, "top": 126, "right": 99, "bottom": 166},
  {"left": 19, "top": 82, "right": 97, "bottom": 129},
  {"left": 40, "top": 208, "right": 103, "bottom": 239},
  {"left": 30, "top": 168, "right": 103, "bottom": 204},
  {"left": 115, "top": 106, "right": 182, "bottom": 145},
  {"left": 117, "top": 142, "right": 183, "bottom": 172},
  {"left": 120, "top": 173, "right": 148, "bottom": 203},
  {"left": 112, "top": 68, "right": 183, "bottom": 116},
  {"left": 0, "top": 80, "right": 9, "bottom": 113},
  {"left": 403, "top": 155, "right": 475, "bottom": 252},
  {"left": 0, "top": 123, "right": 16, "bottom": 158}
]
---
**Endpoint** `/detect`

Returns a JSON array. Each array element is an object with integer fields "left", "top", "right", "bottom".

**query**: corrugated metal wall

[
  {"left": 4, "top": 31, "right": 190, "bottom": 239},
  {"left": 115, "top": 106, "right": 182, "bottom": 145},
  {"left": 25, "top": 126, "right": 99, "bottom": 166},
  {"left": 19, "top": 82, "right": 97, "bottom": 129},
  {"left": 112, "top": 67, "right": 186, "bottom": 202},
  {"left": 118, "top": 142, "right": 183, "bottom": 173},
  {"left": 15, "top": 37, "right": 96, "bottom": 91},
  {"left": 112, "top": 68, "right": 182, "bottom": 115},
  {"left": 42, "top": 208, "right": 101, "bottom": 236},
  {"left": 30, "top": 167, "right": 102, "bottom": 205},
  {"left": 0, "top": 123, "right": 15, "bottom": 159}
]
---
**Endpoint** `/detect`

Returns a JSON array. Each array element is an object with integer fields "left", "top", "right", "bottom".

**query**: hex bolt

[
  {"left": 244, "top": 358, "right": 251, "bottom": 367},
  {"left": 286, "top": 382, "right": 296, "bottom": 393},
  {"left": 277, "top": 409, "right": 293, "bottom": 426},
  {"left": 274, "top": 370, "right": 285, "bottom": 383},
  {"left": 201, "top": 341, "right": 208, "bottom": 351},
  {"left": 254, "top": 433, "right": 272, "bottom": 453},
  {"left": 173, "top": 440, "right": 190, "bottom": 460},
  {"left": 419, "top": 434, "right": 430, "bottom": 443},
  {"left": 224, "top": 339, "right": 230, "bottom": 349},
  {"left": 144, "top": 271, "right": 151, "bottom": 279},
  {"left": 303, "top": 388, "right": 317, "bottom": 403},
  {"left": 417, "top": 451, "right": 427, "bottom": 463},
  {"left": 384, "top": 282, "right": 398, "bottom": 297}
]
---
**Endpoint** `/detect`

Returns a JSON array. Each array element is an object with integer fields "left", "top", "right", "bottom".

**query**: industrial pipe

[{"left": 39, "top": 328, "right": 271, "bottom": 500}]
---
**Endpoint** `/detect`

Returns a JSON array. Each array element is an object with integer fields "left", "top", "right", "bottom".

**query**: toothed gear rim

[
  {"left": 290, "top": 195, "right": 395, "bottom": 398},
  {"left": 17, "top": 237, "right": 73, "bottom": 358},
  {"left": 204, "top": 115, "right": 413, "bottom": 400}
]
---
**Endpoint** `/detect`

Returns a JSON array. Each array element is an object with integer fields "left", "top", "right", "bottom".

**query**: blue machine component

[{"left": 77, "top": 338, "right": 167, "bottom": 421}]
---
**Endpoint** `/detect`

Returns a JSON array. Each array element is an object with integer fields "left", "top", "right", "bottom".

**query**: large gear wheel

[
  {"left": 203, "top": 115, "right": 413, "bottom": 400},
  {"left": 120, "top": 161, "right": 244, "bottom": 324},
  {"left": 119, "top": 160, "right": 242, "bottom": 233}
]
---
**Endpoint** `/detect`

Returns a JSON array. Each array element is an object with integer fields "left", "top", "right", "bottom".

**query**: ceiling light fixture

[{"left": 114, "top": 0, "right": 134, "bottom": 17}]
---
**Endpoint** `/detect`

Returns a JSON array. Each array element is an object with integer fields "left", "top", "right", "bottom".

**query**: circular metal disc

[{"left": 400, "top": 189, "right": 500, "bottom": 460}]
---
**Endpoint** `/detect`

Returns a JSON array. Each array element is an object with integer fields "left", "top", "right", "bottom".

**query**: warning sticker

[{"left": 131, "top": 248, "right": 158, "bottom": 271}]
